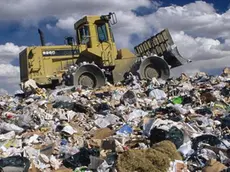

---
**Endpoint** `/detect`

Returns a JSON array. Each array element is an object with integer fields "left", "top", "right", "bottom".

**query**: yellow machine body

[{"left": 19, "top": 13, "right": 190, "bottom": 89}]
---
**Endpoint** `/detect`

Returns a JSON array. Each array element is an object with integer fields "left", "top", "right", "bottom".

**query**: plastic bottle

[{"left": 59, "top": 139, "right": 69, "bottom": 159}]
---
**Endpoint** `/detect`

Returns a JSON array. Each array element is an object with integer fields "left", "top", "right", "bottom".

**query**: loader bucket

[
  {"left": 73, "top": 64, "right": 106, "bottom": 88},
  {"left": 163, "top": 46, "right": 190, "bottom": 68},
  {"left": 139, "top": 56, "right": 170, "bottom": 80},
  {"left": 134, "top": 29, "right": 191, "bottom": 69}
]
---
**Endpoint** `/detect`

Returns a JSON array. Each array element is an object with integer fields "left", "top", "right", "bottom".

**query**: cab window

[
  {"left": 97, "top": 24, "right": 108, "bottom": 42},
  {"left": 108, "top": 23, "right": 115, "bottom": 42},
  {"left": 78, "top": 25, "right": 90, "bottom": 44}
]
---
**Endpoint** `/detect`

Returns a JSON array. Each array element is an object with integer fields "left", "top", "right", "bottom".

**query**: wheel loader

[{"left": 19, "top": 12, "right": 190, "bottom": 90}]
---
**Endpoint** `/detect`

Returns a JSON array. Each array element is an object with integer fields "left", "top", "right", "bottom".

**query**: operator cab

[
  {"left": 73, "top": 13, "right": 118, "bottom": 67},
  {"left": 74, "top": 13, "right": 117, "bottom": 48}
]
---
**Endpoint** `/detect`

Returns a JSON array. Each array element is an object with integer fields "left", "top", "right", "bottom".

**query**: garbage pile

[{"left": 0, "top": 67, "right": 229, "bottom": 172}]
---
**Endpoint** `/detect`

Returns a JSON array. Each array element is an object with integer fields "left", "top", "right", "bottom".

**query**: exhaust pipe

[{"left": 38, "top": 29, "right": 45, "bottom": 46}]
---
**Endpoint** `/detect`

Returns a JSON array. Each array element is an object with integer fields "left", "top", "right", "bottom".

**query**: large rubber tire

[
  {"left": 73, "top": 64, "right": 106, "bottom": 88},
  {"left": 139, "top": 56, "right": 170, "bottom": 80}
]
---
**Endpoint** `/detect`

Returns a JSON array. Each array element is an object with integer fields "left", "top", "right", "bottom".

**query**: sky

[{"left": 0, "top": 0, "right": 230, "bottom": 94}]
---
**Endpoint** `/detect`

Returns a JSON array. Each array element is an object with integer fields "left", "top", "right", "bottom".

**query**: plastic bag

[
  {"left": 0, "top": 122, "right": 24, "bottom": 134},
  {"left": 120, "top": 90, "right": 137, "bottom": 104},
  {"left": 149, "top": 126, "right": 184, "bottom": 149},
  {"left": 127, "top": 109, "right": 148, "bottom": 121},
  {"left": 0, "top": 156, "right": 30, "bottom": 172},
  {"left": 149, "top": 89, "right": 167, "bottom": 100},
  {"left": 63, "top": 148, "right": 100, "bottom": 170}
]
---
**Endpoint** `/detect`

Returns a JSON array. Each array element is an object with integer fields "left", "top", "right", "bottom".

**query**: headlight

[{"left": 43, "top": 51, "right": 55, "bottom": 55}]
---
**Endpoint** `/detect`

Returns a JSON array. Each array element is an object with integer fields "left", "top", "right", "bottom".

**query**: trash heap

[{"left": 0, "top": 67, "right": 229, "bottom": 172}]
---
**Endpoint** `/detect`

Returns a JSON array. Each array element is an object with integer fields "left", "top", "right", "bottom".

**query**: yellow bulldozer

[{"left": 19, "top": 12, "right": 190, "bottom": 90}]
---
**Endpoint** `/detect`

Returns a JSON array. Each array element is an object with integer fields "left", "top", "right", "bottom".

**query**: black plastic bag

[
  {"left": 149, "top": 126, "right": 184, "bottom": 149},
  {"left": 94, "top": 103, "right": 110, "bottom": 113},
  {"left": 221, "top": 87, "right": 230, "bottom": 97},
  {"left": 195, "top": 107, "right": 213, "bottom": 116},
  {"left": 63, "top": 148, "right": 100, "bottom": 169},
  {"left": 120, "top": 90, "right": 136, "bottom": 105},
  {"left": 191, "top": 134, "right": 221, "bottom": 151},
  {"left": 221, "top": 116, "right": 230, "bottom": 128},
  {"left": 0, "top": 156, "right": 30, "bottom": 172},
  {"left": 53, "top": 102, "right": 90, "bottom": 113}
]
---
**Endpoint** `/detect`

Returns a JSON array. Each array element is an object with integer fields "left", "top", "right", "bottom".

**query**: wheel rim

[
  {"left": 144, "top": 64, "right": 160, "bottom": 80},
  {"left": 73, "top": 64, "right": 106, "bottom": 88},
  {"left": 139, "top": 56, "right": 170, "bottom": 80},
  {"left": 78, "top": 72, "right": 96, "bottom": 88}
]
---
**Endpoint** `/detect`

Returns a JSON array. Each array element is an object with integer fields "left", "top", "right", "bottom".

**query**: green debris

[
  {"left": 172, "top": 96, "right": 183, "bottom": 104},
  {"left": 74, "top": 166, "right": 89, "bottom": 172}
]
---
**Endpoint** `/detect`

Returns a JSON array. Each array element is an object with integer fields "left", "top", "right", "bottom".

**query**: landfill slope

[{"left": 0, "top": 67, "right": 229, "bottom": 172}]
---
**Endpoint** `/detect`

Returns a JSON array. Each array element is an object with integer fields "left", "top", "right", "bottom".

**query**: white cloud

[
  {"left": 0, "top": 0, "right": 151, "bottom": 23},
  {"left": 55, "top": 17, "right": 76, "bottom": 31},
  {"left": 171, "top": 55, "right": 230, "bottom": 77},
  {"left": 0, "top": 43, "right": 24, "bottom": 94},
  {"left": 0, "top": 64, "right": 20, "bottom": 77},
  {"left": 0, "top": 88, "right": 8, "bottom": 95},
  {"left": 142, "top": 1, "right": 230, "bottom": 75},
  {"left": 0, "top": 64, "right": 20, "bottom": 94},
  {"left": 111, "top": 11, "right": 151, "bottom": 49},
  {"left": 146, "top": 1, "right": 230, "bottom": 39},
  {"left": 45, "top": 1, "right": 155, "bottom": 49},
  {"left": 0, "top": 43, "right": 26, "bottom": 64},
  {"left": 171, "top": 31, "right": 230, "bottom": 61}
]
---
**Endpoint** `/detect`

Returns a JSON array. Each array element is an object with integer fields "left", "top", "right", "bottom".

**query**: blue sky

[
  {"left": 0, "top": 0, "right": 230, "bottom": 94},
  {"left": 1, "top": 0, "right": 229, "bottom": 47},
  {"left": 0, "top": 1, "right": 228, "bottom": 44}
]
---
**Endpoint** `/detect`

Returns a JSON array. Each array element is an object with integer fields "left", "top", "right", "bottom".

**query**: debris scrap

[{"left": 0, "top": 69, "right": 229, "bottom": 172}]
